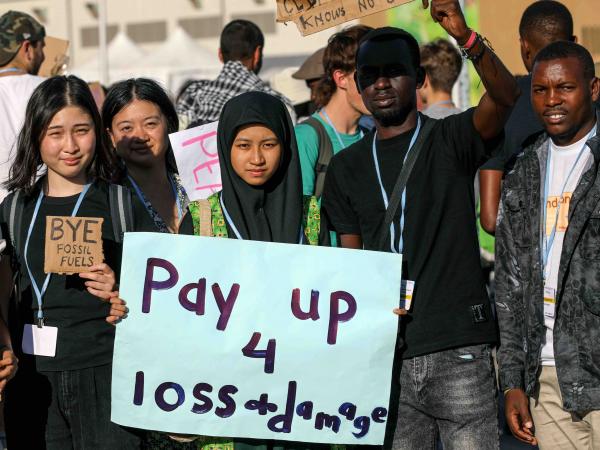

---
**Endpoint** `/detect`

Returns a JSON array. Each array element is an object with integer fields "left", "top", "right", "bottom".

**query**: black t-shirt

[
  {"left": 0, "top": 181, "right": 126, "bottom": 371},
  {"left": 322, "top": 109, "right": 498, "bottom": 358}
]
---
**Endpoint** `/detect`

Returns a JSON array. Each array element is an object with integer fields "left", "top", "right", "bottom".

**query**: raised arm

[{"left": 423, "top": 0, "right": 520, "bottom": 141}]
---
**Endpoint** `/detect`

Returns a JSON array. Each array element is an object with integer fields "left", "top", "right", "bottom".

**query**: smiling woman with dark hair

[{"left": 102, "top": 78, "right": 188, "bottom": 234}]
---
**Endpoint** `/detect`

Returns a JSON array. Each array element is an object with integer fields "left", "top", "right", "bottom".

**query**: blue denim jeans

[
  {"left": 43, "top": 364, "right": 142, "bottom": 450},
  {"left": 389, "top": 344, "right": 499, "bottom": 450},
  {"left": 5, "top": 362, "right": 141, "bottom": 450}
]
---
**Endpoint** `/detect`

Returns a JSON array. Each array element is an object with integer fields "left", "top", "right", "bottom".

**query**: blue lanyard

[
  {"left": 320, "top": 109, "right": 364, "bottom": 149},
  {"left": 0, "top": 68, "right": 23, "bottom": 74},
  {"left": 127, "top": 174, "right": 183, "bottom": 221},
  {"left": 24, "top": 184, "right": 91, "bottom": 326},
  {"left": 372, "top": 116, "right": 422, "bottom": 254},
  {"left": 220, "top": 194, "right": 304, "bottom": 244},
  {"left": 541, "top": 129, "right": 595, "bottom": 281}
]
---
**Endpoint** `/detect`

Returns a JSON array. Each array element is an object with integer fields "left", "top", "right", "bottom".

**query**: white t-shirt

[
  {"left": 541, "top": 127, "right": 596, "bottom": 365},
  {"left": 0, "top": 73, "right": 45, "bottom": 201}
]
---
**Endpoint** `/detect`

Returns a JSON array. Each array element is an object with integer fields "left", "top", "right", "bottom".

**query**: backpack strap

[
  {"left": 188, "top": 200, "right": 214, "bottom": 237},
  {"left": 302, "top": 195, "right": 320, "bottom": 246},
  {"left": 3, "top": 190, "right": 24, "bottom": 259},
  {"left": 377, "top": 116, "right": 437, "bottom": 251},
  {"left": 303, "top": 117, "right": 333, "bottom": 199},
  {"left": 108, "top": 184, "right": 135, "bottom": 244}
]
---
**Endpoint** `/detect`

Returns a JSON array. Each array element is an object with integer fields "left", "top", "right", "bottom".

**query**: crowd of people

[{"left": 0, "top": 0, "right": 599, "bottom": 449}]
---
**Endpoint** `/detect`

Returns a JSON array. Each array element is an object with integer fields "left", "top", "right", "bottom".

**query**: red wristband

[{"left": 461, "top": 30, "right": 477, "bottom": 50}]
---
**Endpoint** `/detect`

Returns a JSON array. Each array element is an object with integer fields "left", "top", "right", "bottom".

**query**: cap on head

[
  {"left": 292, "top": 47, "right": 325, "bottom": 81},
  {"left": 0, "top": 10, "right": 46, "bottom": 66},
  {"left": 356, "top": 27, "right": 420, "bottom": 69}
]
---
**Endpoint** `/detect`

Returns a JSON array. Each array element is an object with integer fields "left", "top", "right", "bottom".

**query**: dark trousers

[
  {"left": 389, "top": 344, "right": 499, "bottom": 450},
  {"left": 5, "top": 362, "right": 141, "bottom": 450}
]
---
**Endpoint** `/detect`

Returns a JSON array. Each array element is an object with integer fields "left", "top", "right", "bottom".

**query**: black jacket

[{"left": 496, "top": 119, "right": 600, "bottom": 412}]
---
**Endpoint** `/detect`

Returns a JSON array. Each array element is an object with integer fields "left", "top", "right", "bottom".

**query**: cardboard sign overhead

[
  {"left": 276, "top": 0, "right": 333, "bottom": 22},
  {"left": 38, "top": 36, "right": 70, "bottom": 77},
  {"left": 44, "top": 216, "right": 104, "bottom": 274},
  {"left": 277, "top": 0, "right": 414, "bottom": 36}
]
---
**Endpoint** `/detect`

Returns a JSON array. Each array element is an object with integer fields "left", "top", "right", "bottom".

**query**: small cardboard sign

[
  {"left": 39, "top": 36, "right": 70, "bottom": 77},
  {"left": 44, "top": 216, "right": 104, "bottom": 274},
  {"left": 277, "top": 0, "right": 414, "bottom": 36},
  {"left": 169, "top": 121, "right": 222, "bottom": 201}
]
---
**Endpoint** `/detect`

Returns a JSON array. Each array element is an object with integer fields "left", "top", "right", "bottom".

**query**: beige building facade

[{"left": 0, "top": 0, "right": 339, "bottom": 70}]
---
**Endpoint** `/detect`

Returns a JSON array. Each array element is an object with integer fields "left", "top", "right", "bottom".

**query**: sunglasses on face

[{"left": 356, "top": 63, "right": 413, "bottom": 89}]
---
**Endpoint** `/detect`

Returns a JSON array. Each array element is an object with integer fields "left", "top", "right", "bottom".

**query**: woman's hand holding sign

[
  {"left": 80, "top": 263, "right": 117, "bottom": 299},
  {"left": 79, "top": 263, "right": 128, "bottom": 324}
]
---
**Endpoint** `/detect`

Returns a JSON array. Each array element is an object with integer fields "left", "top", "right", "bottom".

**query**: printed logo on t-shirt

[{"left": 546, "top": 193, "right": 572, "bottom": 236}]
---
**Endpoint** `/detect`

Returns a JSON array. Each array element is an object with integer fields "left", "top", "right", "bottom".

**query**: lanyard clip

[{"left": 37, "top": 317, "right": 44, "bottom": 328}]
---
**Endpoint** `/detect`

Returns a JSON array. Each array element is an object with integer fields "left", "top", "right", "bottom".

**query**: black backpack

[{"left": 302, "top": 117, "right": 334, "bottom": 199}]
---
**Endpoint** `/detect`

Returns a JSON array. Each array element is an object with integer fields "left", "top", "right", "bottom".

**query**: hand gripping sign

[
  {"left": 111, "top": 233, "right": 402, "bottom": 444},
  {"left": 170, "top": 122, "right": 222, "bottom": 200}
]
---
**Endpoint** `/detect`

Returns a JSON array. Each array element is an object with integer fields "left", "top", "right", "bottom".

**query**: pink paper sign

[{"left": 170, "top": 122, "right": 222, "bottom": 200}]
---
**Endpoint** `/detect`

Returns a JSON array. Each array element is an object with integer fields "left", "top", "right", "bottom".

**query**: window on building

[
  {"left": 80, "top": 25, "right": 119, "bottom": 48},
  {"left": 126, "top": 21, "right": 167, "bottom": 44},
  {"left": 178, "top": 16, "right": 223, "bottom": 39},
  {"left": 229, "top": 12, "right": 276, "bottom": 34}
]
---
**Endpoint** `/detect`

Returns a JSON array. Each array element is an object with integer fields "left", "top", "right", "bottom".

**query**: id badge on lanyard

[{"left": 21, "top": 184, "right": 91, "bottom": 357}]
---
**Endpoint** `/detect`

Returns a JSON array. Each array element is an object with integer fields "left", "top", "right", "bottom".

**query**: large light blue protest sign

[{"left": 112, "top": 233, "right": 401, "bottom": 444}]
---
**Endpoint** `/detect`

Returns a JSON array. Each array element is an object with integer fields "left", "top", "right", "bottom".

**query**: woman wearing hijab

[
  {"left": 182, "top": 91, "right": 321, "bottom": 246},
  {"left": 175, "top": 92, "right": 329, "bottom": 449}
]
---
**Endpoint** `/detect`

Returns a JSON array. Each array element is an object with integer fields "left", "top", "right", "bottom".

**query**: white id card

[
  {"left": 400, "top": 280, "right": 415, "bottom": 310},
  {"left": 22, "top": 324, "right": 58, "bottom": 357},
  {"left": 543, "top": 286, "right": 556, "bottom": 319}
]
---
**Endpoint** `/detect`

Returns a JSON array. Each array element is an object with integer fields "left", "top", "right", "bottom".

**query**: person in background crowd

[
  {"left": 271, "top": 67, "right": 313, "bottom": 122},
  {"left": 480, "top": 0, "right": 576, "bottom": 234},
  {"left": 103, "top": 78, "right": 188, "bottom": 234},
  {"left": 496, "top": 41, "right": 600, "bottom": 449},
  {"left": 295, "top": 25, "right": 372, "bottom": 199},
  {"left": 321, "top": 0, "right": 519, "bottom": 447},
  {"left": 0, "top": 75, "right": 140, "bottom": 450},
  {"left": 419, "top": 38, "right": 462, "bottom": 119},
  {"left": 0, "top": 10, "right": 45, "bottom": 202},
  {"left": 292, "top": 47, "right": 325, "bottom": 111},
  {"left": 176, "top": 20, "right": 294, "bottom": 129}
]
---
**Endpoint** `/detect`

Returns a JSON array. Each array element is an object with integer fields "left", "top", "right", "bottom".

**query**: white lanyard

[
  {"left": 24, "top": 184, "right": 91, "bottom": 326},
  {"left": 220, "top": 193, "right": 304, "bottom": 244},
  {"left": 320, "top": 109, "right": 364, "bottom": 149},
  {"left": 372, "top": 116, "right": 422, "bottom": 254},
  {"left": 127, "top": 174, "right": 183, "bottom": 221},
  {"left": 541, "top": 128, "right": 595, "bottom": 281}
]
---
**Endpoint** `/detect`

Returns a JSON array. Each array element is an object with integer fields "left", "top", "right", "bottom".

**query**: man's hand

[
  {"left": 505, "top": 389, "right": 538, "bottom": 446},
  {"left": 422, "top": 0, "right": 470, "bottom": 44}
]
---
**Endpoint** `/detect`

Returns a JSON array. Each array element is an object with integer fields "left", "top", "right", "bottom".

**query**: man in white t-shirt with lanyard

[
  {"left": 0, "top": 10, "right": 45, "bottom": 202},
  {"left": 496, "top": 41, "right": 600, "bottom": 448}
]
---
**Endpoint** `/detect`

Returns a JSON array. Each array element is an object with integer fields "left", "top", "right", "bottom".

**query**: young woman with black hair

[
  {"left": 0, "top": 75, "right": 140, "bottom": 450},
  {"left": 102, "top": 78, "right": 188, "bottom": 234}
]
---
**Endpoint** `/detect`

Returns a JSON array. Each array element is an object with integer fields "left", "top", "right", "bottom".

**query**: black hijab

[{"left": 217, "top": 91, "right": 303, "bottom": 243}]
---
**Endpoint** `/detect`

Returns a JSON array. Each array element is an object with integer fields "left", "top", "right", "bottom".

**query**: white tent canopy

[
  {"left": 70, "top": 27, "right": 221, "bottom": 95},
  {"left": 140, "top": 26, "right": 218, "bottom": 69},
  {"left": 79, "top": 31, "right": 145, "bottom": 70}
]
